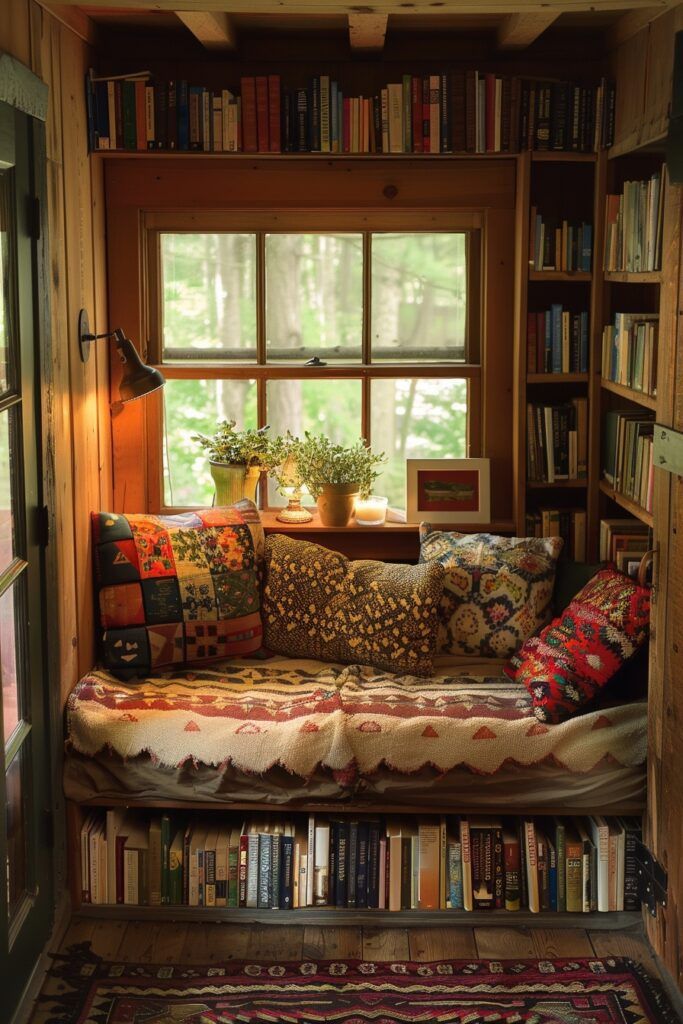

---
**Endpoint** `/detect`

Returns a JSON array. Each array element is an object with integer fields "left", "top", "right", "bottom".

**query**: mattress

[{"left": 64, "top": 654, "right": 647, "bottom": 810}]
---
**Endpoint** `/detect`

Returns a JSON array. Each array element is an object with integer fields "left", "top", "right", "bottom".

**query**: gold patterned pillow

[
  {"left": 263, "top": 534, "right": 444, "bottom": 676},
  {"left": 419, "top": 526, "right": 563, "bottom": 659}
]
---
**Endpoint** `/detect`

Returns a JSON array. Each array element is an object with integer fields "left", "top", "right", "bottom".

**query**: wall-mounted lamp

[{"left": 78, "top": 309, "right": 165, "bottom": 403}]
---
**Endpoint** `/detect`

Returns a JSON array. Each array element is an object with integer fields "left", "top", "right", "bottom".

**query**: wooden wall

[{"left": 0, "top": 1, "right": 111, "bottom": 698}]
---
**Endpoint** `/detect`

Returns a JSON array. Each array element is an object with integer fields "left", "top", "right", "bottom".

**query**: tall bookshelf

[
  {"left": 597, "top": 149, "right": 667, "bottom": 538},
  {"left": 513, "top": 150, "right": 606, "bottom": 561}
]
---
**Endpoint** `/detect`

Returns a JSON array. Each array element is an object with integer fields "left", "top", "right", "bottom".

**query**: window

[{"left": 149, "top": 217, "right": 481, "bottom": 512}]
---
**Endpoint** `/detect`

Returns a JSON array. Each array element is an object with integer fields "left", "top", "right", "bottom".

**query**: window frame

[{"left": 143, "top": 209, "right": 483, "bottom": 513}]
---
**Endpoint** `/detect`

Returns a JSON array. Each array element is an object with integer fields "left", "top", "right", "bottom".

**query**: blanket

[{"left": 66, "top": 655, "right": 647, "bottom": 779}]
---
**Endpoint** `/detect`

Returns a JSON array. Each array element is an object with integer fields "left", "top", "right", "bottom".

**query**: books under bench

[
  {"left": 600, "top": 518, "right": 652, "bottom": 578},
  {"left": 604, "top": 166, "right": 666, "bottom": 274},
  {"left": 526, "top": 399, "right": 588, "bottom": 484},
  {"left": 601, "top": 313, "right": 658, "bottom": 398},
  {"left": 81, "top": 811, "right": 641, "bottom": 915},
  {"left": 527, "top": 307, "right": 589, "bottom": 375},
  {"left": 525, "top": 509, "right": 587, "bottom": 562},
  {"left": 85, "top": 71, "right": 615, "bottom": 155}
]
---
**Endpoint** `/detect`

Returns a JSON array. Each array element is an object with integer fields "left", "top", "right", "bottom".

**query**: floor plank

[
  {"left": 409, "top": 927, "right": 478, "bottom": 961},
  {"left": 531, "top": 928, "right": 594, "bottom": 958},
  {"left": 57, "top": 917, "right": 97, "bottom": 953},
  {"left": 362, "top": 928, "right": 410, "bottom": 961},
  {"left": 474, "top": 927, "right": 536, "bottom": 958},
  {"left": 303, "top": 926, "right": 363, "bottom": 959},
  {"left": 116, "top": 921, "right": 162, "bottom": 962},
  {"left": 589, "top": 929, "right": 660, "bottom": 978},
  {"left": 88, "top": 920, "right": 128, "bottom": 960}
]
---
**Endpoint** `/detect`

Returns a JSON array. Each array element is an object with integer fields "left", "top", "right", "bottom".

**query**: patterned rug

[{"left": 34, "top": 945, "right": 680, "bottom": 1023}]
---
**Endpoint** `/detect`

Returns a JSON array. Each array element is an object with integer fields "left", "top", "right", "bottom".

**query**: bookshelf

[
  {"left": 598, "top": 151, "right": 667, "bottom": 534},
  {"left": 514, "top": 150, "right": 605, "bottom": 561}
]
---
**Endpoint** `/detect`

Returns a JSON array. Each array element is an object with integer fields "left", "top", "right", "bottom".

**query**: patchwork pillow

[
  {"left": 504, "top": 566, "right": 650, "bottom": 723},
  {"left": 263, "top": 534, "right": 444, "bottom": 676},
  {"left": 91, "top": 500, "right": 264, "bottom": 678},
  {"left": 419, "top": 526, "right": 563, "bottom": 658}
]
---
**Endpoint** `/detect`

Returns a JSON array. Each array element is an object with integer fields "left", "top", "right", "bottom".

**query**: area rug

[{"left": 36, "top": 945, "right": 679, "bottom": 1024}]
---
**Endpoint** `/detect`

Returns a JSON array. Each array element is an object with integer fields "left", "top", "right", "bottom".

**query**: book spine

[
  {"left": 241, "top": 77, "right": 258, "bottom": 153},
  {"left": 448, "top": 841, "right": 463, "bottom": 910},
  {"left": 367, "top": 822, "right": 380, "bottom": 909},
  {"left": 504, "top": 835, "right": 521, "bottom": 911},
  {"left": 555, "top": 823, "right": 567, "bottom": 913},
  {"left": 205, "top": 848, "right": 216, "bottom": 908},
  {"left": 356, "top": 824, "right": 369, "bottom": 909},
  {"left": 255, "top": 75, "right": 269, "bottom": 152},
  {"left": 347, "top": 821, "right": 358, "bottom": 908},
  {"left": 257, "top": 834, "right": 272, "bottom": 909},
  {"left": 280, "top": 835, "right": 293, "bottom": 909},
  {"left": 336, "top": 823, "right": 348, "bottom": 908},
  {"left": 493, "top": 828, "right": 504, "bottom": 909},
  {"left": 247, "top": 835, "right": 260, "bottom": 908},
  {"left": 268, "top": 74, "right": 281, "bottom": 153},
  {"left": 271, "top": 834, "right": 281, "bottom": 910}
]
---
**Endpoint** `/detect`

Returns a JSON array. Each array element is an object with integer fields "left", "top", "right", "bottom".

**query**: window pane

[
  {"left": 371, "top": 233, "right": 468, "bottom": 361},
  {"left": 1, "top": 581, "right": 20, "bottom": 745},
  {"left": 0, "top": 172, "right": 11, "bottom": 392},
  {"left": 370, "top": 378, "right": 468, "bottom": 510},
  {"left": 265, "top": 234, "right": 363, "bottom": 363},
  {"left": 0, "top": 409, "right": 15, "bottom": 569},
  {"left": 6, "top": 748, "right": 27, "bottom": 920},
  {"left": 266, "top": 378, "right": 362, "bottom": 504},
  {"left": 161, "top": 234, "right": 257, "bottom": 361},
  {"left": 162, "top": 378, "right": 257, "bottom": 507}
]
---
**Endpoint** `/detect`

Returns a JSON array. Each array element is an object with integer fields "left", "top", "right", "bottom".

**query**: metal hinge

[
  {"left": 27, "top": 194, "right": 41, "bottom": 241},
  {"left": 635, "top": 838, "right": 668, "bottom": 917}
]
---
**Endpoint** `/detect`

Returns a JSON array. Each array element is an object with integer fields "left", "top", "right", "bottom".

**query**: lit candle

[{"left": 354, "top": 495, "right": 388, "bottom": 526}]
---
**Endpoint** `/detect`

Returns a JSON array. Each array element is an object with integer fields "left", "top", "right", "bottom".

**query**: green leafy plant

[
  {"left": 192, "top": 420, "right": 287, "bottom": 470},
  {"left": 279, "top": 432, "right": 386, "bottom": 500}
]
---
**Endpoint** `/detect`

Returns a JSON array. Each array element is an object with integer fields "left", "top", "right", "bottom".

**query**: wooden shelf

[
  {"left": 530, "top": 151, "right": 598, "bottom": 163},
  {"left": 604, "top": 270, "right": 662, "bottom": 284},
  {"left": 527, "top": 479, "right": 588, "bottom": 489},
  {"left": 600, "top": 378, "right": 657, "bottom": 410},
  {"left": 259, "top": 512, "right": 516, "bottom": 534},
  {"left": 92, "top": 150, "right": 516, "bottom": 162},
  {"left": 527, "top": 373, "right": 588, "bottom": 383},
  {"left": 599, "top": 480, "right": 654, "bottom": 527},
  {"left": 528, "top": 270, "right": 592, "bottom": 282},
  {"left": 75, "top": 905, "right": 641, "bottom": 930}
]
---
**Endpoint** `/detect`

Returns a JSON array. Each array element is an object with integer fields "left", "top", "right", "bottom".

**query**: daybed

[{"left": 64, "top": 653, "right": 647, "bottom": 812}]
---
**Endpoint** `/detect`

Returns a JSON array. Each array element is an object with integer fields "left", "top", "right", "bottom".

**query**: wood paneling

[{"left": 0, "top": 0, "right": 110, "bottom": 697}]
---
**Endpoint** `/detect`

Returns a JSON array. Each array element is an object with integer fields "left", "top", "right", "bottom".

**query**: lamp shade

[{"left": 114, "top": 330, "right": 166, "bottom": 403}]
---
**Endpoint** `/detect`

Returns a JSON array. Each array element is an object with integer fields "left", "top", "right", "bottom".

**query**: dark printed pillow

[
  {"left": 263, "top": 534, "right": 444, "bottom": 676},
  {"left": 419, "top": 526, "right": 563, "bottom": 658},
  {"left": 91, "top": 500, "right": 264, "bottom": 678},
  {"left": 504, "top": 566, "right": 650, "bottom": 723}
]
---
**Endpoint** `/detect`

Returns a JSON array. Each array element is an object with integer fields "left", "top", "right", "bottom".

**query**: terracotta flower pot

[
  {"left": 317, "top": 482, "right": 360, "bottom": 527},
  {"left": 210, "top": 462, "right": 260, "bottom": 506}
]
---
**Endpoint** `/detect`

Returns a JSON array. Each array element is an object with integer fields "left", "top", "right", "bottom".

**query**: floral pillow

[
  {"left": 263, "top": 534, "right": 444, "bottom": 676},
  {"left": 419, "top": 527, "right": 563, "bottom": 658},
  {"left": 91, "top": 500, "right": 264, "bottom": 678},
  {"left": 505, "top": 566, "right": 650, "bottom": 723}
]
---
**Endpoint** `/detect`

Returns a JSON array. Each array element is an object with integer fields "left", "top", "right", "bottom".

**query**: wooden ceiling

[{"left": 59, "top": 1, "right": 675, "bottom": 53}]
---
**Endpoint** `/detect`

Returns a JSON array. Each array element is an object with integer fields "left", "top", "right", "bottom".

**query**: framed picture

[{"left": 406, "top": 458, "right": 491, "bottom": 524}]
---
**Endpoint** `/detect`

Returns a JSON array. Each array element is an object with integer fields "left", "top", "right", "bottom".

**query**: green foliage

[
  {"left": 282, "top": 432, "right": 386, "bottom": 500},
  {"left": 192, "top": 420, "right": 286, "bottom": 469}
]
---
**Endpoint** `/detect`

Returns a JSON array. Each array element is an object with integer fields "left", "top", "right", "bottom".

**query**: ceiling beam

[
  {"left": 348, "top": 13, "right": 388, "bottom": 51},
  {"left": 48, "top": 0, "right": 678, "bottom": 14},
  {"left": 497, "top": 11, "right": 560, "bottom": 48},
  {"left": 175, "top": 10, "right": 236, "bottom": 49}
]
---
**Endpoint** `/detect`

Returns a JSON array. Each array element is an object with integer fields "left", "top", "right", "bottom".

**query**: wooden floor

[{"left": 56, "top": 916, "right": 661, "bottom": 975}]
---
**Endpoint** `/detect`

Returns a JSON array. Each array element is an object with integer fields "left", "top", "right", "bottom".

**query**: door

[{"left": 0, "top": 101, "right": 52, "bottom": 1012}]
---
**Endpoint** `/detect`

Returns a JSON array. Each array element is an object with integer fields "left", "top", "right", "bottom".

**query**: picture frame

[{"left": 406, "top": 458, "right": 491, "bottom": 525}]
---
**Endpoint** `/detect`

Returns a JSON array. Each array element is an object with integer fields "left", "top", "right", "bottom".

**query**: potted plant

[
  {"left": 280, "top": 433, "right": 386, "bottom": 527},
  {"left": 192, "top": 421, "right": 286, "bottom": 506}
]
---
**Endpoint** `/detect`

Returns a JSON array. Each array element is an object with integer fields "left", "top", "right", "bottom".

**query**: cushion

[
  {"left": 91, "top": 500, "right": 264, "bottom": 678},
  {"left": 504, "top": 566, "right": 650, "bottom": 724},
  {"left": 552, "top": 560, "right": 604, "bottom": 617},
  {"left": 419, "top": 527, "right": 563, "bottom": 659},
  {"left": 262, "top": 534, "right": 444, "bottom": 676}
]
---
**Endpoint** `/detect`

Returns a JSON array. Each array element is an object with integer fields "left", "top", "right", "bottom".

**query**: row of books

[
  {"left": 80, "top": 811, "right": 641, "bottom": 914},
  {"left": 601, "top": 313, "right": 658, "bottom": 397},
  {"left": 527, "top": 307, "right": 589, "bottom": 375},
  {"left": 85, "top": 71, "right": 615, "bottom": 155},
  {"left": 602, "top": 410, "right": 655, "bottom": 512},
  {"left": 529, "top": 212, "right": 592, "bottom": 273},
  {"left": 525, "top": 509, "right": 587, "bottom": 561},
  {"left": 604, "top": 167, "right": 666, "bottom": 273},
  {"left": 526, "top": 399, "right": 588, "bottom": 483},
  {"left": 599, "top": 518, "right": 651, "bottom": 577}
]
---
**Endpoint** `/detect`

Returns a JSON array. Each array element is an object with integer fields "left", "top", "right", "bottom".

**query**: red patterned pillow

[
  {"left": 91, "top": 500, "right": 264, "bottom": 678},
  {"left": 504, "top": 567, "right": 650, "bottom": 723}
]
